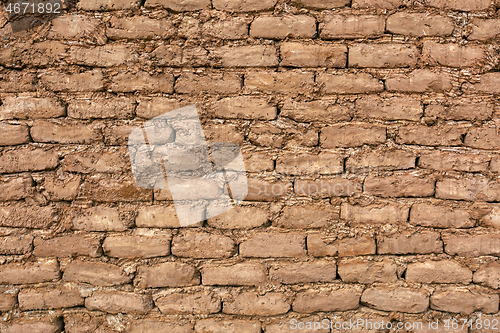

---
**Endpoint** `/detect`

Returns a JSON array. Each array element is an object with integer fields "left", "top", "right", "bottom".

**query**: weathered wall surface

[{"left": 1, "top": 0, "right": 500, "bottom": 331}]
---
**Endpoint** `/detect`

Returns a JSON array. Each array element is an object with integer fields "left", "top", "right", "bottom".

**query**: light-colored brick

[
  {"left": 202, "top": 18, "right": 248, "bottom": 40},
  {"left": 275, "top": 205, "right": 339, "bottom": 229},
  {"left": 338, "top": 259, "right": 398, "bottom": 283},
  {"left": 136, "top": 97, "right": 189, "bottom": 119},
  {"left": 207, "top": 206, "right": 269, "bottom": 229},
  {"left": 195, "top": 319, "right": 260, "bottom": 333},
  {"left": 107, "top": 17, "right": 174, "bottom": 39},
  {"left": 341, "top": 202, "right": 409, "bottom": 224},
  {"left": 0, "top": 259, "right": 60, "bottom": 285},
  {"left": 352, "top": 0, "right": 403, "bottom": 8},
  {"left": 86, "top": 291, "right": 153, "bottom": 314},
  {"left": 175, "top": 72, "right": 242, "bottom": 94},
  {"left": 377, "top": 231, "right": 443, "bottom": 254},
  {"left": 277, "top": 152, "right": 343, "bottom": 176},
  {"left": 350, "top": 43, "right": 418, "bottom": 68},
  {"left": 419, "top": 150, "right": 489, "bottom": 172},
  {"left": 387, "top": 13, "right": 455, "bottom": 36},
  {"left": 34, "top": 234, "right": 102, "bottom": 258},
  {"left": 223, "top": 292, "right": 290, "bottom": 316},
  {"left": 364, "top": 173, "right": 435, "bottom": 198},
  {"left": 431, "top": 289, "right": 499, "bottom": 314},
  {"left": 19, "top": 288, "right": 83, "bottom": 310},
  {"left": 423, "top": 42, "right": 485, "bottom": 67},
  {"left": 464, "top": 73, "right": 500, "bottom": 94},
  {"left": 281, "top": 42, "right": 347, "bottom": 68},
  {"left": 474, "top": 262, "right": 500, "bottom": 289},
  {"left": 295, "top": 179, "right": 361, "bottom": 198},
  {"left": 155, "top": 290, "right": 220, "bottom": 314},
  {"left": 346, "top": 149, "right": 416, "bottom": 171},
  {"left": 469, "top": 19, "right": 500, "bottom": 40},
  {"left": 135, "top": 205, "right": 183, "bottom": 228},
  {"left": 0, "top": 123, "right": 30, "bottom": 146},
  {"left": 110, "top": 72, "right": 174, "bottom": 93},
  {"left": 135, "top": 262, "right": 199, "bottom": 288},
  {"left": 0, "top": 234, "right": 33, "bottom": 254},
  {"left": 406, "top": 260, "right": 472, "bottom": 284},
  {"left": 48, "top": 14, "right": 101, "bottom": 40},
  {"left": 103, "top": 233, "right": 171, "bottom": 258},
  {"left": 0, "top": 175, "right": 33, "bottom": 201},
  {"left": 317, "top": 73, "right": 384, "bottom": 94},
  {"left": 171, "top": 231, "right": 235, "bottom": 258},
  {"left": 443, "top": 232, "right": 500, "bottom": 256},
  {"left": 128, "top": 320, "right": 193, "bottom": 333},
  {"left": 320, "top": 15, "right": 385, "bottom": 39},
  {"left": 240, "top": 232, "right": 306, "bottom": 258},
  {"left": 213, "top": 0, "right": 277, "bottom": 12},
  {"left": 71, "top": 207, "right": 134, "bottom": 231},
  {"left": 245, "top": 71, "right": 314, "bottom": 93},
  {"left": 270, "top": 260, "right": 336, "bottom": 284},
  {"left": 465, "top": 126, "right": 500, "bottom": 149},
  {"left": 2, "top": 317, "right": 64, "bottom": 333},
  {"left": 64, "top": 260, "right": 131, "bottom": 286},
  {"left": 362, "top": 287, "right": 429, "bottom": 313},
  {"left": 282, "top": 99, "right": 351, "bottom": 123},
  {"left": 410, "top": 203, "right": 474, "bottom": 228},
  {"left": 293, "top": 288, "right": 361, "bottom": 313},
  {"left": 68, "top": 98, "right": 135, "bottom": 119},
  {"left": 31, "top": 120, "right": 101, "bottom": 144},
  {"left": 436, "top": 177, "right": 500, "bottom": 201},
  {"left": 43, "top": 174, "right": 81, "bottom": 201},
  {"left": 78, "top": 0, "right": 140, "bottom": 10},
  {"left": 0, "top": 204, "right": 58, "bottom": 229},
  {"left": 425, "top": 100, "right": 493, "bottom": 121},
  {"left": 0, "top": 97, "right": 65, "bottom": 120},
  {"left": 211, "top": 45, "right": 278, "bottom": 67},
  {"left": 70, "top": 45, "right": 134, "bottom": 67},
  {"left": 213, "top": 96, "right": 277, "bottom": 120},
  {"left": 308, "top": 234, "right": 376, "bottom": 257},
  {"left": 480, "top": 206, "right": 500, "bottom": 229},
  {"left": 41, "top": 70, "right": 104, "bottom": 92},
  {"left": 201, "top": 262, "right": 266, "bottom": 286},
  {"left": 386, "top": 69, "right": 453, "bottom": 93},
  {"left": 321, "top": 123, "right": 386, "bottom": 148},
  {"left": 245, "top": 178, "right": 293, "bottom": 201},
  {"left": 355, "top": 96, "right": 423, "bottom": 121},
  {"left": 293, "top": 0, "right": 349, "bottom": 9}
]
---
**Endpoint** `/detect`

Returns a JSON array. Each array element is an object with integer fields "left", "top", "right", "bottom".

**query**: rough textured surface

[{"left": 0, "top": 0, "right": 499, "bottom": 330}]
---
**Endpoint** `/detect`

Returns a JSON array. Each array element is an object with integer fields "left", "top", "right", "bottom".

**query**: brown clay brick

[
  {"left": 443, "top": 232, "right": 500, "bottom": 256},
  {"left": 19, "top": 288, "right": 83, "bottom": 310},
  {"left": 338, "top": 259, "right": 398, "bottom": 283},
  {"left": 281, "top": 42, "right": 347, "bottom": 68},
  {"left": 341, "top": 202, "right": 409, "bottom": 224},
  {"left": 426, "top": 0, "right": 491, "bottom": 11},
  {"left": 469, "top": 19, "right": 500, "bottom": 40},
  {"left": 0, "top": 175, "right": 33, "bottom": 201},
  {"left": 202, "top": 18, "right": 249, "bottom": 40},
  {"left": 34, "top": 234, "right": 102, "bottom": 258},
  {"left": 245, "top": 71, "right": 314, "bottom": 93},
  {"left": 308, "top": 234, "right": 376, "bottom": 257},
  {"left": 41, "top": 70, "right": 104, "bottom": 92},
  {"left": 135, "top": 262, "right": 200, "bottom": 288},
  {"left": 201, "top": 262, "right": 266, "bottom": 286},
  {"left": 293, "top": 288, "right": 361, "bottom": 313},
  {"left": 321, "top": 123, "right": 386, "bottom": 148},
  {"left": 78, "top": 0, "right": 140, "bottom": 10},
  {"left": 85, "top": 291, "right": 153, "bottom": 314},
  {"left": 103, "top": 233, "right": 171, "bottom": 258},
  {"left": 211, "top": 45, "right": 278, "bottom": 67},
  {"left": 0, "top": 260, "right": 60, "bottom": 284},
  {"left": 0, "top": 124, "right": 30, "bottom": 146},
  {"left": 396, "top": 124, "right": 466, "bottom": 146},
  {"left": 281, "top": 99, "right": 352, "bottom": 123},
  {"left": 386, "top": 69, "right": 453, "bottom": 93},
  {"left": 355, "top": 96, "right": 423, "bottom": 121},
  {"left": 346, "top": 149, "right": 416, "bottom": 171},
  {"left": 431, "top": 289, "right": 499, "bottom": 314},
  {"left": 419, "top": 150, "right": 489, "bottom": 172},
  {"left": 31, "top": 120, "right": 101, "bottom": 144},
  {"left": 107, "top": 17, "right": 174, "bottom": 39},
  {"left": 317, "top": 73, "right": 384, "bottom": 94},
  {"left": 0, "top": 234, "right": 33, "bottom": 254},
  {"left": 155, "top": 291, "right": 220, "bottom": 314},
  {"left": 320, "top": 15, "right": 385, "bottom": 39},
  {"left": 195, "top": 319, "right": 261, "bottom": 333},
  {"left": 212, "top": 0, "right": 277, "bottom": 12},
  {"left": 387, "top": 13, "right": 455, "bottom": 36},
  {"left": 71, "top": 206, "right": 134, "bottom": 231},
  {"left": 406, "top": 260, "right": 472, "bottom": 284},
  {"left": 223, "top": 292, "right": 290, "bottom": 316},
  {"left": 474, "top": 262, "right": 500, "bottom": 289},
  {"left": 361, "top": 287, "right": 429, "bottom": 313},
  {"left": 175, "top": 72, "right": 242, "bottom": 94},
  {"left": 110, "top": 72, "right": 174, "bottom": 93},
  {"left": 64, "top": 260, "right": 131, "bottom": 286},
  {"left": 0, "top": 97, "right": 65, "bottom": 120},
  {"left": 213, "top": 96, "right": 277, "bottom": 120},
  {"left": 364, "top": 173, "right": 436, "bottom": 198},
  {"left": 207, "top": 206, "right": 269, "bottom": 229},
  {"left": 269, "top": 260, "right": 336, "bottom": 284},
  {"left": 68, "top": 98, "right": 135, "bottom": 119},
  {"left": 349, "top": 43, "right": 418, "bottom": 68},
  {"left": 0, "top": 204, "right": 58, "bottom": 229},
  {"left": 423, "top": 42, "right": 486, "bottom": 68},
  {"left": 377, "top": 231, "right": 443, "bottom": 254},
  {"left": 240, "top": 232, "right": 306, "bottom": 258},
  {"left": 410, "top": 203, "right": 474, "bottom": 228},
  {"left": 275, "top": 205, "right": 339, "bottom": 229},
  {"left": 171, "top": 231, "right": 235, "bottom": 258}
]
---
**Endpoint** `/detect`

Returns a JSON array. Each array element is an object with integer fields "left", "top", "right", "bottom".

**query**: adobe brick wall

[{"left": 1, "top": 0, "right": 500, "bottom": 331}]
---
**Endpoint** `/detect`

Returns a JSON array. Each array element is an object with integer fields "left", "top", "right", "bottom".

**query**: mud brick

[
  {"left": 250, "top": 15, "right": 316, "bottom": 39},
  {"left": 211, "top": 45, "right": 278, "bottom": 67},
  {"left": 419, "top": 150, "right": 489, "bottom": 172},
  {"left": 86, "top": 291, "right": 153, "bottom": 314},
  {"left": 31, "top": 120, "right": 101, "bottom": 144},
  {"left": 442, "top": 232, "right": 500, "bottom": 256},
  {"left": 155, "top": 290, "right": 220, "bottom": 314},
  {"left": 396, "top": 124, "right": 466, "bottom": 146},
  {"left": 207, "top": 206, "right": 269, "bottom": 229},
  {"left": 387, "top": 13, "right": 455, "bottom": 36},
  {"left": 281, "top": 99, "right": 351, "bottom": 123},
  {"left": 64, "top": 260, "right": 131, "bottom": 286},
  {"left": 202, "top": 18, "right": 249, "bottom": 39},
  {"left": 317, "top": 73, "right": 384, "bottom": 94},
  {"left": 19, "top": 288, "right": 83, "bottom": 310},
  {"left": 107, "top": 17, "right": 174, "bottom": 39},
  {"left": 0, "top": 72, "right": 35, "bottom": 92},
  {"left": 423, "top": 42, "right": 485, "bottom": 67},
  {"left": 145, "top": 0, "right": 209, "bottom": 11},
  {"left": 0, "top": 175, "right": 33, "bottom": 201},
  {"left": 295, "top": 178, "right": 361, "bottom": 198},
  {"left": 346, "top": 149, "right": 416, "bottom": 171},
  {"left": 62, "top": 151, "right": 130, "bottom": 174},
  {"left": 469, "top": 19, "right": 500, "bottom": 40},
  {"left": 361, "top": 287, "right": 429, "bottom": 313},
  {"left": 205, "top": 123, "right": 244, "bottom": 145},
  {"left": 201, "top": 262, "right": 266, "bottom": 286},
  {"left": 349, "top": 43, "right": 418, "bottom": 68},
  {"left": 223, "top": 292, "right": 290, "bottom": 316},
  {"left": 281, "top": 42, "right": 347, "bottom": 68},
  {"left": 406, "top": 260, "right": 472, "bottom": 284},
  {"left": 0, "top": 204, "right": 58, "bottom": 228},
  {"left": 474, "top": 262, "right": 500, "bottom": 289},
  {"left": 212, "top": 0, "right": 277, "bottom": 12},
  {"left": 320, "top": 15, "right": 385, "bottom": 39},
  {"left": 245, "top": 178, "right": 293, "bottom": 201},
  {"left": 135, "top": 262, "right": 200, "bottom": 288},
  {"left": 175, "top": 72, "right": 242, "bottom": 94},
  {"left": 151, "top": 45, "right": 208, "bottom": 67},
  {"left": 69, "top": 45, "right": 134, "bottom": 67},
  {"left": 135, "top": 205, "right": 182, "bottom": 228},
  {"left": 48, "top": 14, "right": 101, "bottom": 39},
  {"left": 426, "top": 0, "right": 491, "bottom": 11},
  {"left": 386, "top": 69, "right": 452, "bottom": 93},
  {"left": 244, "top": 153, "right": 274, "bottom": 173},
  {"left": 171, "top": 231, "right": 235, "bottom": 258},
  {"left": 71, "top": 206, "right": 134, "bottom": 231},
  {"left": 425, "top": 100, "right": 493, "bottom": 121},
  {"left": 195, "top": 320, "right": 261, "bottom": 333},
  {"left": 110, "top": 72, "right": 174, "bottom": 93},
  {"left": 2, "top": 317, "right": 64, "bottom": 333},
  {"left": 270, "top": 259, "right": 336, "bottom": 284},
  {"left": 436, "top": 177, "right": 500, "bottom": 201},
  {"left": 0, "top": 259, "right": 60, "bottom": 284},
  {"left": 240, "top": 232, "right": 306, "bottom": 258},
  {"left": 68, "top": 98, "right": 135, "bottom": 119},
  {"left": 128, "top": 320, "right": 193, "bottom": 333},
  {"left": 41, "top": 70, "right": 104, "bottom": 92},
  {"left": 431, "top": 289, "right": 499, "bottom": 314},
  {"left": 410, "top": 203, "right": 474, "bottom": 228},
  {"left": 0, "top": 97, "right": 65, "bottom": 120},
  {"left": 293, "top": 288, "right": 361, "bottom": 313},
  {"left": 78, "top": 175, "right": 152, "bottom": 202},
  {"left": 377, "top": 231, "right": 443, "bottom": 254},
  {"left": 293, "top": 0, "right": 349, "bottom": 8},
  {"left": 276, "top": 152, "right": 343, "bottom": 176},
  {"left": 136, "top": 97, "right": 189, "bottom": 119},
  {"left": 275, "top": 204, "right": 339, "bottom": 229},
  {"left": 308, "top": 234, "right": 376, "bottom": 257},
  {"left": 245, "top": 71, "right": 314, "bottom": 93},
  {"left": 341, "top": 202, "right": 409, "bottom": 224},
  {"left": 34, "top": 234, "right": 102, "bottom": 258},
  {"left": 352, "top": 0, "right": 403, "bottom": 8},
  {"left": 78, "top": 0, "right": 140, "bottom": 10},
  {"left": 364, "top": 173, "right": 436, "bottom": 198},
  {"left": 103, "top": 234, "right": 171, "bottom": 258},
  {"left": 465, "top": 126, "right": 500, "bottom": 149},
  {"left": 464, "top": 73, "right": 500, "bottom": 93},
  {"left": 43, "top": 174, "right": 81, "bottom": 201},
  {"left": 0, "top": 292, "right": 16, "bottom": 312},
  {"left": 0, "top": 124, "right": 30, "bottom": 146},
  {"left": 338, "top": 259, "right": 398, "bottom": 283},
  {"left": 355, "top": 96, "right": 423, "bottom": 121},
  {"left": 265, "top": 319, "right": 330, "bottom": 333},
  {"left": 0, "top": 234, "right": 33, "bottom": 254},
  {"left": 321, "top": 123, "right": 386, "bottom": 148},
  {"left": 213, "top": 96, "right": 277, "bottom": 120}
]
